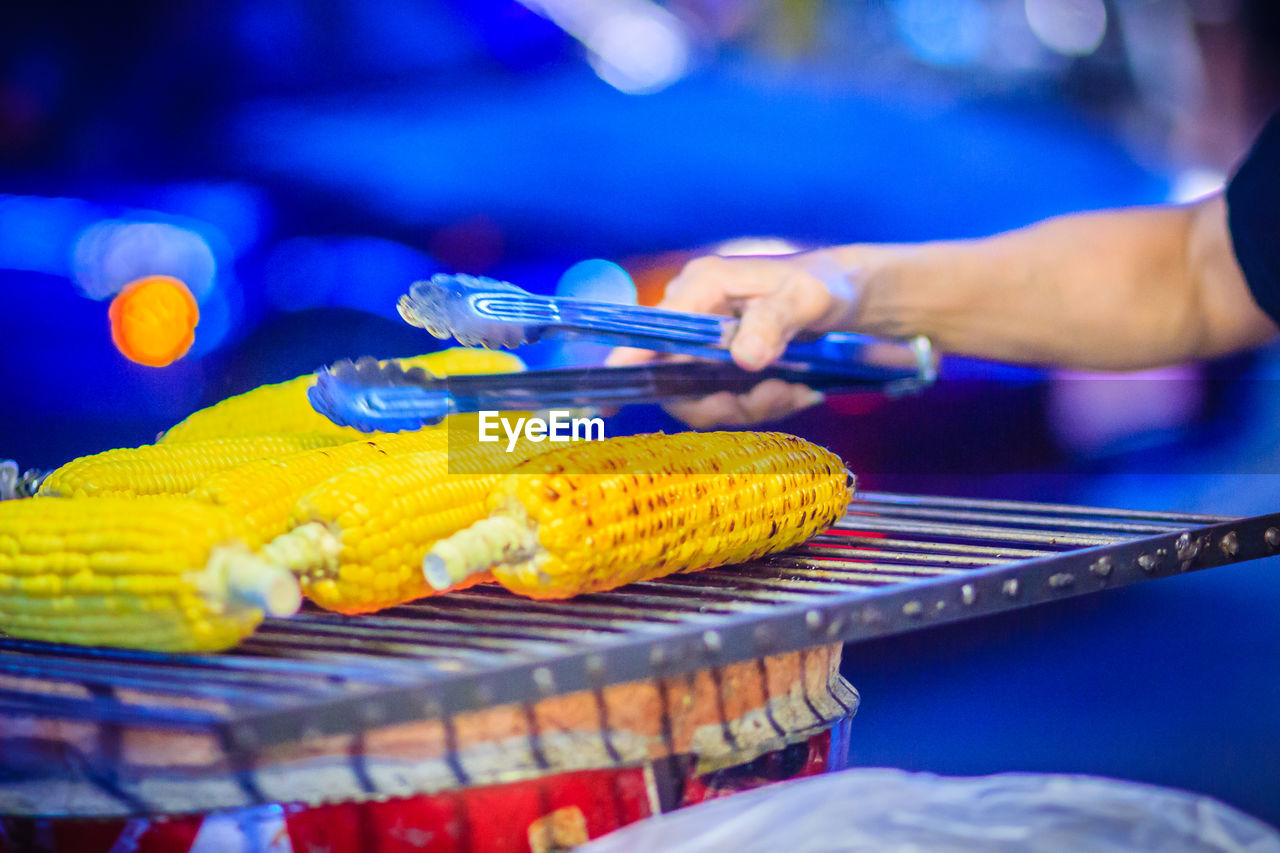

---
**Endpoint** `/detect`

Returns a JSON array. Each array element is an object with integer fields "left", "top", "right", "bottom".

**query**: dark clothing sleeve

[{"left": 1227, "top": 112, "right": 1280, "bottom": 326}]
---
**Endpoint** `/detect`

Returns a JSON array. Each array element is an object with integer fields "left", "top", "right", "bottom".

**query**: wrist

[{"left": 800, "top": 245, "right": 918, "bottom": 338}]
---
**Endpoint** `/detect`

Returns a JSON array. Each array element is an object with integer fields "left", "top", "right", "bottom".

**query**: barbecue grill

[{"left": 3, "top": 489, "right": 1275, "bottom": 833}]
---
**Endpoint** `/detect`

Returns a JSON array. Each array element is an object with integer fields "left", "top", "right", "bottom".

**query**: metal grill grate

[{"left": 1, "top": 492, "right": 1274, "bottom": 757}]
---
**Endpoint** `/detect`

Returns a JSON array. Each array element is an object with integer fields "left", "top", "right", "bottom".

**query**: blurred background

[{"left": 3, "top": 0, "right": 1279, "bottom": 827}]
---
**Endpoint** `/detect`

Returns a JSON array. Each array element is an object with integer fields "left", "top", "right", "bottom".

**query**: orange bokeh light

[{"left": 108, "top": 275, "right": 200, "bottom": 367}]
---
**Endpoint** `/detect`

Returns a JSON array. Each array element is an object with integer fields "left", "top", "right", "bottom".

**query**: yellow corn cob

[
  {"left": 160, "top": 348, "right": 526, "bottom": 443},
  {"left": 37, "top": 433, "right": 340, "bottom": 499},
  {"left": 259, "top": 435, "right": 543, "bottom": 614},
  {"left": 0, "top": 497, "right": 300, "bottom": 651},
  {"left": 424, "top": 431, "right": 853, "bottom": 599},
  {"left": 190, "top": 428, "right": 457, "bottom": 548}
]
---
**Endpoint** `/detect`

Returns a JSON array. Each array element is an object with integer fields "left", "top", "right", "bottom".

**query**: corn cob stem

[
  {"left": 207, "top": 547, "right": 303, "bottom": 618},
  {"left": 422, "top": 511, "right": 539, "bottom": 591},
  {"left": 259, "top": 522, "right": 343, "bottom": 579}
]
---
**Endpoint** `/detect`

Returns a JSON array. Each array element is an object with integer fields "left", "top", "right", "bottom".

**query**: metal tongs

[
  {"left": 310, "top": 358, "right": 928, "bottom": 433},
  {"left": 397, "top": 273, "right": 936, "bottom": 378},
  {"left": 309, "top": 272, "right": 937, "bottom": 432}
]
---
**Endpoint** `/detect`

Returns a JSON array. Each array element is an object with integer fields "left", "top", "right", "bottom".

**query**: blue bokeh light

[
  {"left": 892, "top": 0, "right": 990, "bottom": 67},
  {"left": 555, "top": 258, "right": 636, "bottom": 303}
]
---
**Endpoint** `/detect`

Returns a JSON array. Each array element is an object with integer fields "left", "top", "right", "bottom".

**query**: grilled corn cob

[
  {"left": 259, "top": 435, "right": 542, "bottom": 614},
  {"left": 160, "top": 348, "right": 526, "bottom": 443},
  {"left": 424, "top": 431, "right": 853, "bottom": 599},
  {"left": 37, "top": 433, "right": 340, "bottom": 499},
  {"left": 0, "top": 497, "right": 300, "bottom": 651},
  {"left": 190, "top": 428, "right": 456, "bottom": 548}
]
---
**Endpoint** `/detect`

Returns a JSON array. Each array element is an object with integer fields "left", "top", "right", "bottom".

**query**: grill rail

[{"left": 0, "top": 492, "right": 1273, "bottom": 757}]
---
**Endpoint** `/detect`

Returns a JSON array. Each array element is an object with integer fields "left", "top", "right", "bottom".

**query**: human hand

[
  {"left": 608, "top": 251, "right": 860, "bottom": 371},
  {"left": 606, "top": 251, "right": 862, "bottom": 426}
]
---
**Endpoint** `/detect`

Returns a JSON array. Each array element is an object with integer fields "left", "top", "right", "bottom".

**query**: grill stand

[{"left": 1, "top": 492, "right": 1276, "bottom": 820}]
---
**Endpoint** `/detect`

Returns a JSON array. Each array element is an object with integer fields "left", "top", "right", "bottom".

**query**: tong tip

[
  {"left": 399, "top": 273, "right": 537, "bottom": 349},
  {"left": 309, "top": 357, "right": 453, "bottom": 433}
]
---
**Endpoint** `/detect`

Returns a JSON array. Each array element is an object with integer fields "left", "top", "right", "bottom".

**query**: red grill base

[{"left": 1, "top": 722, "right": 849, "bottom": 853}]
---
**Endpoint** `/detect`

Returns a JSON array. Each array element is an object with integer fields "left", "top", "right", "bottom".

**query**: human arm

[{"left": 609, "top": 193, "right": 1277, "bottom": 424}]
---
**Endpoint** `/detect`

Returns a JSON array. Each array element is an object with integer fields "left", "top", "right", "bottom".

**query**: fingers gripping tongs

[{"left": 309, "top": 273, "right": 937, "bottom": 432}]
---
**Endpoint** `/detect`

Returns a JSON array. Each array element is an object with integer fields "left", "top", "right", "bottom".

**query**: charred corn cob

[
  {"left": 190, "top": 428, "right": 457, "bottom": 548},
  {"left": 260, "top": 435, "right": 542, "bottom": 614},
  {"left": 0, "top": 497, "right": 300, "bottom": 651},
  {"left": 160, "top": 348, "right": 526, "bottom": 443},
  {"left": 424, "top": 431, "right": 853, "bottom": 599},
  {"left": 37, "top": 433, "right": 340, "bottom": 499}
]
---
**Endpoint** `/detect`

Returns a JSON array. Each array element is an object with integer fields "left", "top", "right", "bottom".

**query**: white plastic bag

[{"left": 578, "top": 769, "right": 1280, "bottom": 853}]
